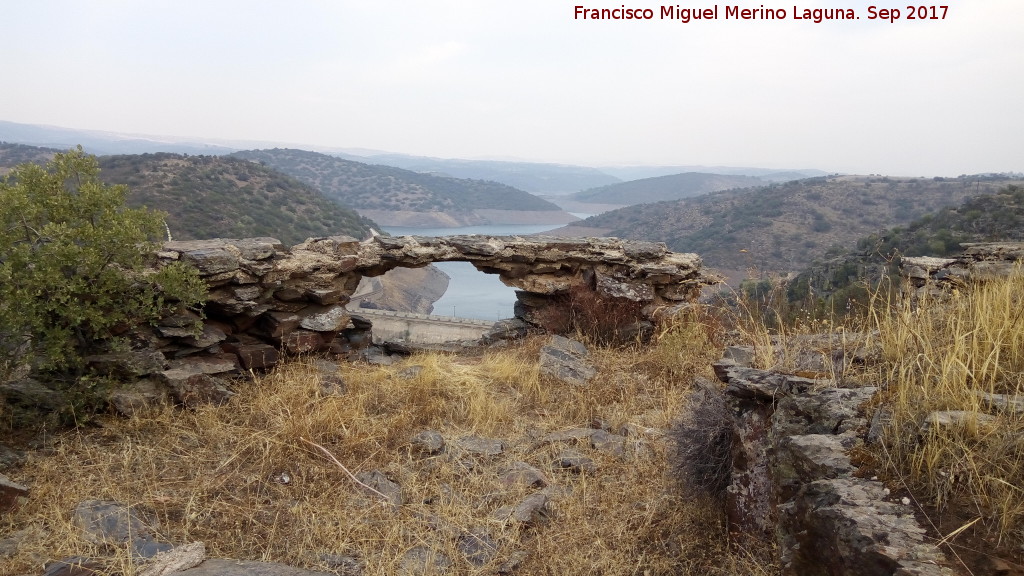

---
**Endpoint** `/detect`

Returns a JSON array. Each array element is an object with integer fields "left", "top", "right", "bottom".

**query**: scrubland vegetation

[{"left": 2, "top": 313, "right": 784, "bottom": 575}]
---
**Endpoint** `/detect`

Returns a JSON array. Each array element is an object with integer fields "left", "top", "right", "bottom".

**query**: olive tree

[{"left": 0, "top": 147, "right": 205, "bottom": 372}]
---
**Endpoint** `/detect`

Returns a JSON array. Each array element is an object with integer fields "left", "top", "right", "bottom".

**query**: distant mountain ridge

[
  {"left": 558, "top": 174, "right": 1024, "bottom": 275},
  {"left": 596, "top": 165, "right": 826, "bottom": 182},
  {"left": 570, "top": 172, "right": 768, "bottom": 205},
  {"left": 2, "top": 120, "right": 833, "bottom": 197},
  {"left": 357, "top": 153, "right": 622, "bottom": 194},
  {"left": 230, "top": 148, "right": 579, "bottom": 227}
]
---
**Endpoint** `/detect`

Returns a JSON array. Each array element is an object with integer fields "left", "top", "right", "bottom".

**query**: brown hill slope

[
  {"left": 231, "top": 148, "right": 578, "bottom": 227},
  {"left": 97, "top": 153, "right": 378, "bottom": 245},
  {"left": 0, "top": 142, "right": 58, "bottom": 174},
  {"left": 558, "top": 175, "right": 1024, "bottom": 274},
  {"left": 569, "top": 172, "right": 766, "bottom": 206}
]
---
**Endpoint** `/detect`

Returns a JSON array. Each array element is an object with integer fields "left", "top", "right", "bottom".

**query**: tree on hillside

[{"left": 0, "top": 147, "right": 206, "bottom": 373}]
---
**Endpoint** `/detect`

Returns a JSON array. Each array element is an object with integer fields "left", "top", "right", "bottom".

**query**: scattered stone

[
  {"left": 540, "top": 427, "right": 597, "bottom": 445},
  {"left": 718, "top": 366, "right": 815, "bottom": 401},
  {"left": 319, "top": 554, "right": 364, "bottom": 576},
  {"left": 411, "top": 430, "right": 446, "bottom": 456},
  {"left": 976, "top": 390, "right": 1024, "bottom": 414},
  {"left": 780, "top": 478, "right": 951, "bottom": 576},
  {"left": 590, "top": 429, "right": 626, "bottom": 457},
  {"left": 299, "top": 306, "right": 350, "bottom": 332},
  {"left": 235, "top": 343, "right": 280, "bottom": 370},
  {"left": 177, "top": 246, "right": 240, "bottom": 276},
  {"left": 358, "top": 346, "right": 396, "bottom": 366},
  {"left": 137, "top": 541, "right": 205, "bottom": 576},
  {"left": 619, "top": 423, "right": 662, "bottom": 439},
  {"left": 493, "top": 493, "right": 549, "bottom": 526},
  {"left": 922, "top": 410, "right": 997, "bottom": 433},
  {"left": 456, "top": 435, "right": 504, "bottom": 457},
  {"left": 397, "top": 545, "right": 452, "bottom": 576},
  {"left": 176, "top": 324, "right": 228, "bottom": 349},
  {"left": 482, "top": 318, "right": 533, "bottom": 344},
  {"left": 354, "top": 470, "right": 403, "bottom": 507},
  {"left": 398, "top": 365, "right": 424, "bottom": 379},
  {"left": 497, "top": 550, "right": 530, "bottom": 574},
  {"left": 85, "top": 350, "right": 167, "bottom": 378},
  {"left": 539, "top": 336, "right": 596, "bottom": 385},
  {"left": 723, "top": 345, "right": 756, "bottom": 367},
  {"left": 283, "top": 330, "right": 326, "bottom": 354},
  {"left": 0, "top": 527, "right": 29, "bottom": 558},
  {"left": 168, "top": 558, "right": 334, "bottom": 576},
  {"left": 107, "top": 378, "right": 169, "bottom": 417},
  {"left": 773, "top": 386, "right": 877, "bottom": 437},
  {"left": 0, "top": 473, "right": 28, "bottom": 511},
  {"left": 866, "top": 407, "right": 892, "bottom": 445},
  {"left": 72, "top": 500, "right": 172, "bottom": 559},
  {"left": 775, "top": 434, "right": 855, "bottom": 500},
  {"left": 0, "top": 443, "right": 26, "bottom": 471},
  {"left": 500, "top": 462, "right": 549, "bottom": 488},
  {"left": 42, "top": 556, "right": 105, "bottom": 576},
  {"left": 0, "top": 378, "right": 65, "bottom": 411},
  {"left": 166, "top": 356, "right": 239, "bottom": 376},
  {"left": 555, "top": 450, "right": 596, "bottom": 474},
  {"left": 457, "top": 527, "right": 498, "bottom": 566},
  {"left": 160, "top": 372, "right": 234, "bottom": 407}
]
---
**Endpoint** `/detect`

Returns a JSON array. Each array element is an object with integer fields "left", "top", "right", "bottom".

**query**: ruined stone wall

[
  {"left": 78, "top": 234, "right": 717, "bottom": 412},
  {"left": 712, "top": 351, "right": 952, "bottom": 575},
  {"left": 902, "top": 242, "right": 1024, "bottom": 297}
]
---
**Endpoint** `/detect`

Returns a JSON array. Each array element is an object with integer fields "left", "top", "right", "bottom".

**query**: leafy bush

[{"left": 0, "top": 147, "right": 206, "bottom": 372}]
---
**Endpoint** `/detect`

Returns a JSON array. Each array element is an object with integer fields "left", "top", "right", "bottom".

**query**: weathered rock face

[
  {"left": 359, "top": 235, "right": 711, "bottom": 302},
  {"left": 149, "top": 234, "right": 715, "bottom": 367},
  {"left": 714, "top": 353, "right": 952, "bottom": 575},
  {"left": 40, "top": 234, "right": 713, "bottom": 414},
  {"left": 902, "top": 241, "right": 1024, "bottom": 298}
]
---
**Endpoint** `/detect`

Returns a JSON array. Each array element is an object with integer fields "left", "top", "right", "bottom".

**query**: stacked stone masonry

[
  {"left": 714, "top": 354, "right": 952, "bottom": 576},
  {"left": 137, "top": 235, "right": 716, "bottom": 384}
]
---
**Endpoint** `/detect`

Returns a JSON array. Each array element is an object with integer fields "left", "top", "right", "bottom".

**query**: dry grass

[
  {"left": 1, "top": 317, "right": 772, "bottom": 575},
  {"left": 868, "top": 272, "right": 1024, "bottom": 546}
]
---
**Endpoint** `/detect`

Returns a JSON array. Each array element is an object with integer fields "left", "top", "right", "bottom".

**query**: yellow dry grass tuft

[
  {"left": 1, "top": 318, "right": 771, "bottom": 575},
  {"left": 869, "top": 270, "right": 1024, "bottom": 545}
]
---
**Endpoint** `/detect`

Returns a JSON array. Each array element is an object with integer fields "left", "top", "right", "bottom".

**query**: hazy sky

[{"left": 3, "top": 1, "right": 1021, "bottom": 176}]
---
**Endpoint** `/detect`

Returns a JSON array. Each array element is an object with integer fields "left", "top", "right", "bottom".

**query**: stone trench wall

[
  {"left": 87, "top": 234, "right": 716, "bottom": 413},
  {"left": 902, "top": 241, "right": 1024, "bottom": 297},
  {"left": 712, "top": 350, "right": 951, "bottom": 576},
  {"left": 707, "top": 242, "right": 1024, "bottom": 575}
]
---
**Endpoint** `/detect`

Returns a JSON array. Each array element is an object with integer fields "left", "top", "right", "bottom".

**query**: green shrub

[{"left": 0, "top": 147, "right": 206, "bottom": 373}]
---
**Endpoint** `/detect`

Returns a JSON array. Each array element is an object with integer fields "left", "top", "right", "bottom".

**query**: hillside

[
  {"left": 97, "top": 153, "right": 378, "bottom": 245},
  {"left": 358, "top": 153, "right": 620, "bottom": 194},
  {"left": 230, "top": 149, "right": 579, "bottom": 227},
  {"left": 597, "top": 165, "right": 826, "bottom": 182},
  {"left": 788, "top": 184, "right": 1024, "bottom": 306},
  {"left": 0, "top": 142, "right": 59, "bottom": 174},
  {"left": 569, "top": 172, "right": 767, "bottom": 206},
  {"left": 557, "top": 174, "right": 1024, "bottom": 275}
]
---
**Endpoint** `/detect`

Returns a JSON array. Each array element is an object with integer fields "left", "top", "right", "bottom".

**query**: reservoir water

[{"left": 380, "top": 221, "right": 586, "bottom": 321}]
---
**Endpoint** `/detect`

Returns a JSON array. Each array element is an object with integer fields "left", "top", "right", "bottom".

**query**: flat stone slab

[{"left": 169, "top": 559, "right": 333, "bottom": 576}]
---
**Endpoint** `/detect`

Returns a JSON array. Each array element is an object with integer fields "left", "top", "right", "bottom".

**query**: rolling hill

[
  {"left": 358, "top": 153, "right": 621, "bottom": 194},
  {"left": 787, "top": 184, "right": 1024, "bottom": 308},
  {"left": 96, "top": 153, "right": 378, "bottom": 245},
  {"left": 0, "top": 142, "right": 59, "bottom": 174},
  {"left": 569, "top": 172, "right": 767, "bottom": 206},
  {"left": 230, "top": 148, "right": 579, "bottom": 227},
  {"left": 556, "top": 174, "right": 1024, "bottom": 276}
]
